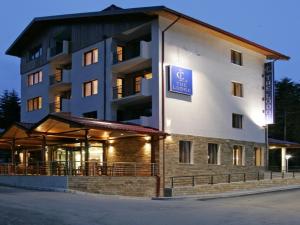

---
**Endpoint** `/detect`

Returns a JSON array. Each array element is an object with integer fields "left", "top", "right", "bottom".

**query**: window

[
  {"left": 231, "top": 50, "right": 242, "bottom": 66},
  {"left": 83, "top": 111, "right": 97, "bottom": 119},
  {"left": 208, "top": 143, "right": 220, "bottom": 165},
  {"left": 233, "top": 145, "right": 244, "bottom": 166},
  {"left": 27, "top": 97, "right": 42, "bottom": 112},
  {"left": 254, "top": 147, "right": 263, "bottom": 166},
  {"left": 232, "top": 82, "right": 243, "bottom": 97},
  {"left": 83, "top": 80, "right": 98, "bottom": 97},
  {"left": 27, "top": 71, "right": 43, "bottom": 86},
  {"left": 179, "top": 141, "right": 192, "bottom": 164},
  {"left": 84, "top": 49, "right": 98, "bottom": 66},
  {"left": 232, "top": 113, "right": 243, "bottom": 129},
  {"left": 28, "top": 46, "right": 42, "bottom": 61},
  {"left": 135, "top": 76, "right": 142, "bottom": 93},
  {"left": 116, "top": 46, "right": 124, "bottom": 62}
]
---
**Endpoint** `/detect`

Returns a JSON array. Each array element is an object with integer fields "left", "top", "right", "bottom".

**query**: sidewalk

[{"left": 153, "top": 184, "right": 300, "bottom": 201}]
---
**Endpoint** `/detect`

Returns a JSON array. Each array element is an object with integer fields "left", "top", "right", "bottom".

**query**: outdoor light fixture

[{"left": 285, "top": 154, "right": 292, "bottom": 173}]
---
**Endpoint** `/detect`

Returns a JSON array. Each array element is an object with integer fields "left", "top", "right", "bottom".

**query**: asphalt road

[{"left": 0, "top": 186, "right": 300, "bottom": 225}]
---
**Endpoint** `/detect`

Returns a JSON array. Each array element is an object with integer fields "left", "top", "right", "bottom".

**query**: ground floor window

[
  {"left": 179, "top": 141, "right": 192, "bottom": 164},
  {"left": 208, "top": 143, "right": 220, "bottom": 165},
  {"left": 254, "top": 147, "right": 263, "bottom": 166},
  {"left": 233, "top": 145, "right": 244, "bottom": 166}
]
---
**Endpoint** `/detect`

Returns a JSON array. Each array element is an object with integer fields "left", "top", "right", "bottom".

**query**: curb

[{"left": 152, "top": 185, "right": 300, "bottom": 201}]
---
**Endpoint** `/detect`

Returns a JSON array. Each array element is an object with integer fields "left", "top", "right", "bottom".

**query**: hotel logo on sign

[{"left": 168, "top": 66, "right": 193, "bottom": 96}]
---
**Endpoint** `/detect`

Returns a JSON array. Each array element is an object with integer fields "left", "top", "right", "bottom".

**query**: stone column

[{"left": 281, "top": 147, "right": 287, "bottom": 172}]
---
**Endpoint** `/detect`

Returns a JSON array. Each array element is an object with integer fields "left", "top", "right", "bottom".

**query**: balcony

[
  {"left": 49, "top": 69, "right": 71, "bottom": 91},
  {"left": 112, "top": 78, "right": 152, "bottom": 105},
  {"left": 49, "top": 98, "right": 70, "bottom": 113},
  {"left": 112, "top": 41, "right": 151, "bottom": 74},
  {"left": 122, "top": 116, "right": 153, "bottom": 127},
  {"left": 47, "top": 40, "right": 71, "bottom": 63}
]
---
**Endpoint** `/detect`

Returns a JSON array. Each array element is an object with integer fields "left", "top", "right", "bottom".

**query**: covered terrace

[{"left": 0, "top": 113, "right": 165, "bottom": 177}]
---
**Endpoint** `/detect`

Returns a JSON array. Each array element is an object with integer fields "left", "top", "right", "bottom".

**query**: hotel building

[{"left": 1, "top": 5, "right": 289, "bottom": 196}]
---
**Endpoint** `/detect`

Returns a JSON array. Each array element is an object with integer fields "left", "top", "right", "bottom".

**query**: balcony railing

[
  {"left": 112, "top": 78, "right": 151, "bottom": 100},
  {"left": 49, "top": 98, "right": 70, "bottom": 113},
  {"left": 0, "top": 161, "right": 158, "bottom": 177},
  {"left": 47, "top": 40, "right": 70, "bottom": 61},
  {"left": 49, "top": 70, "right": 71, "bottom": 86},
  {"left": 112, "top": 41, "right": 151, "bottom": 64}
]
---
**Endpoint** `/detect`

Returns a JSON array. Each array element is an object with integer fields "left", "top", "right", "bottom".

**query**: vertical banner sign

[
  {"left": 169, "top": 65, "right": 193, "bottom": 95},
  {"left": 264, "top": 62, "right": 275, "bottom": 124}
]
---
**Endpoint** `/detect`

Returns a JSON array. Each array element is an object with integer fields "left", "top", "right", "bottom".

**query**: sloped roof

[
  {"left": 269, "top": 138, "right": 300, "bottom": 148},
  {"left": 31, "top": 113, "right": 165, "bottom": 136},
  {"left": 6, "top": 4, "right": 289, "bottom": 60}
]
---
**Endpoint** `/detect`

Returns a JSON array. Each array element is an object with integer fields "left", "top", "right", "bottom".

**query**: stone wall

[
  {"left": 162, "top": 134, "right": 266, "bottom": 189},
  {"left": 167, "top": 178, "right": 300, "bottom": 196},
  {"left": 68, "top": 176, "right": 158, "bottom": 197},
  {"left": 107, "top": 137, "right": 151, "bottom": 164}
]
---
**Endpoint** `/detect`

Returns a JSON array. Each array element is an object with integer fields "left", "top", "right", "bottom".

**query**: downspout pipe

[
  {"left": 103, "top": 36, "right": 107, "bottom": 120},
  {"left": 161, "top": 16, "right": 181, "bottom": 196}
]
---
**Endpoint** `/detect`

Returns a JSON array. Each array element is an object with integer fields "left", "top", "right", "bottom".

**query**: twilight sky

[{"left": 0, "top": 0, "right": 299, "bottom": 94}]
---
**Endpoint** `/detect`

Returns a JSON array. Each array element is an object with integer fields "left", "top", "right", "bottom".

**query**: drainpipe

[
  {"left": 161, "top": 16, "right": 181, "bottom": 196},
  {"left": 103, "top": 36, "right": 107, "bottom": 120}
]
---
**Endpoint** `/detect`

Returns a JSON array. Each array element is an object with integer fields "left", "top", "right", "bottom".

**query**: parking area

[{"left": 0, "top": 186, "right": 300, "bottom": 225}]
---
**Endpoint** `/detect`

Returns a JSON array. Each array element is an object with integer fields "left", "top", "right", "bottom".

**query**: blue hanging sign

[
  {"left": 168, "top": 65, "right": 193, "bottom": 95},
  {"left": 264, "top": 62, "right": 275, "bottom": 124}
]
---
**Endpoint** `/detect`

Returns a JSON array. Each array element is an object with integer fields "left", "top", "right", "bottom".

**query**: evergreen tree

[
  {"left": 0, "top": 90, "right": 20, "bottom": 130},
  {"left": 269, "top": 78, "right": 300, "bottom": 142}
]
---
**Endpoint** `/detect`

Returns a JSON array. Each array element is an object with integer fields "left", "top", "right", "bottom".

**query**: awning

[{"left": 269, "top": 138, "right": 300, "bottom": 149}]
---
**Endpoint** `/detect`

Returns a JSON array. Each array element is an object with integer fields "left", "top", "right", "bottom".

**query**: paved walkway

[{"left": 1, "top": 186, "right": 300, "bottom": 225}]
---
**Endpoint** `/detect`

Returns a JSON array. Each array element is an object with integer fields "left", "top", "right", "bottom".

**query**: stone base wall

[
  {"left": 162, "top": 134, "right": 266, "bottom": 188},
  {"left": 167, "top": 178, "right": 300, "bottom": 197},
  {"left": 68, "top": 176, "right": 158, "bottom": 197}
]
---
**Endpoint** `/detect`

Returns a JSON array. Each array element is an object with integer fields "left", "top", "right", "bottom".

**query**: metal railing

[
  {"left": 49, "top": 71, "right": 63, "bottom": 85},
  {"left": 112, "top": 44, "right": 140, "bottom": 64},
  {"left": 170, "top": 172, "right": 264, "bottom": 188},
  {"left": 0, "top": 161, "right": 158, "bottom": 177},
  {"left": 112, "top": 80, "right": 141, "bottom": 99},
  {"left": 170, "top": 171, "right": 300, "bottom": 188}
]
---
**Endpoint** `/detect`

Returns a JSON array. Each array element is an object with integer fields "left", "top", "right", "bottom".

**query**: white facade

[{"left": 20, "top": 15, "right": 270, "bottom": 144}]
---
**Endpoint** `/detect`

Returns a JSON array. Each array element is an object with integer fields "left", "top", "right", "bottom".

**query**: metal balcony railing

[
  {"left": 0, "top": 161, "right": 158, "bottom": 177},
  {"left": 112, "top": 80, "right": 141, "bottom": 99}
]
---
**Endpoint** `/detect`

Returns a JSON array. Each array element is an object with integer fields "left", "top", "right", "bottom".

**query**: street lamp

[{"left": 285, "top": 154, "right": 292, "bottom": 173}]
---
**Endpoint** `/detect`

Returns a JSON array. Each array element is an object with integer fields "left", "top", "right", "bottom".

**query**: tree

[
  {"left": 268, "top": 78, "right": 300, "bottom": 142},
  {"left": 0, "top": 90, "right": 20, "bottom": 130}
]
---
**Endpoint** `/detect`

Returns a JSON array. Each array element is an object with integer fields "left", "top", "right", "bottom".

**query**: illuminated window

[
  {"left": 208, "top": 143, "right": 220, "bottom": 165},
  {"left": 28, "top": 71, "right": 43, "bottom": 86},
  {"left": 27, "top": 97, "right": 42, "bottom": 112},
  {"left": 232, "top": 113, "right": 243, "bottom": 129},
  {"left": 254, "top": 147, "right": 263, "bottom": 166},
  {"left": 232, "top": 82, "right": 243, "bottom": 97},
  {"left": 83, "top": 49, "right": 98, "bottom": 66},
  {"left": 179, "top": 141, "right": 192, "bottom": 164},
  {"left": 233, "top": 145, "right": 244, "bottom": 166},
  {"left": 231, "top": 50, "right": 243, "bottom": 66},
  {"left": 135, "top": 76, "right": 142, "bottom": 93},
  {"left": 83, "top": 80, "right": 98, "bottom": 97},
  {"left": 116, "top": 46, "right": 123, "bottom": 62}
]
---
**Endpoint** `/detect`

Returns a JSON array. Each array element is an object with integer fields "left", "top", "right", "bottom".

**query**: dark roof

[
  {"left": 6, "top": 4, "right": 289, "bottom": 60},
  {"left": 15, "top": 122, "right": 35, "bottom": 130},
  {"left": 269, "top": 138, "right": 300, "bottom": 148},
  {"left": 32, "top": 113, "right": 166, "bottom": 136}
]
